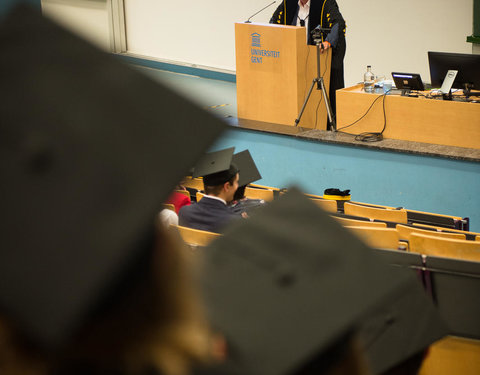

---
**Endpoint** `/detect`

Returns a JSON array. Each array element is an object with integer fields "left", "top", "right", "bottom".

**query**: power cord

[{"left": 336, "top": 90, "right": 388, "bottom": 142}]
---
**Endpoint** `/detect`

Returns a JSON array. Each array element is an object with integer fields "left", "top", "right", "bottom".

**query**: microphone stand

[
  {"left": 245, "top": 1, "right": 277, "bottom": 23},
  {"left": 294, "top": 30, "right": 336, "bottom": 131}
]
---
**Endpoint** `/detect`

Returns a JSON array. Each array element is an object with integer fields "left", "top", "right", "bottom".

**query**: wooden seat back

[
  {"left": 420, "top": 336, "right": 480, "bottom": 375},
  {"left": 412, "top": 223, "right": 480, "bottom": 239},
  {"left": 175, "top": 189, "right": 190, "bottom": 198},
  {"left": 163, "top": 203, "right": 176, "bottom": 212},
  {"left": 311, "top": 198, "right": 337, "bottom": 213},
  {"left": 174, "top": 225, "right": 220, "bottom": 247},
  {"left": 344, "top": 202, "right": 408, "bottom": 223},
  {"left": 347, "top": 226, "right": 402, "bottom": 250},
  {"left": 396, "top": 224, "right": 466, "bottom": 241},
  {"left": 333, "top": 216, "right": 387, "bottom": 228},
  {"left": 409, "top": 233, "right": 480, "bottom": 262},
  {"left": 182, "top": 177, "right": 204, "bottom": 190},
  {"left": 244, "top": 186, "right": 274, "bottom": 201}
]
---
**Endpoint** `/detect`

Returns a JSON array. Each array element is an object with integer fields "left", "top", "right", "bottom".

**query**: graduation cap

[
  {"left": 359, "top": 279, "right": 448, "bottom": 375},
  {"left": 198, "top": 188, "right": 422, "bottom": 375},
  {"left": 0, "top": 5, "right": 225, "bottom": 349},
  {"left": 232, "top": 150, "right": 262, "bottom": 187},
  {"left": 193, "top": 148, "right": 239, "bottom": 186}
]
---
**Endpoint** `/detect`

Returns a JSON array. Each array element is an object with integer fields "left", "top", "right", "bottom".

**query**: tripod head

[{"left": 311, "top": 25, "right": 332, "bottom": 44}]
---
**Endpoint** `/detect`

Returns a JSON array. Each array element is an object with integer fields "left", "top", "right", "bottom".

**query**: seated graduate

[
  {"left": 229, "top": 150, "right": 266, "bottom": 215},
  {"left": 179, "top": 148, "right": 242, "bottom": 234},
  {"left": 193, "top": 189, "right": 447, "bottom": 375},
  {"left": 0, "top": 4, "right": 227, "bottom": 375}
]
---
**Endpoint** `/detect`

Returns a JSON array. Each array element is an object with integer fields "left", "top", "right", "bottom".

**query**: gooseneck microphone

[{"left": 245, "top": 1, "right": 277, "bottom": 23}]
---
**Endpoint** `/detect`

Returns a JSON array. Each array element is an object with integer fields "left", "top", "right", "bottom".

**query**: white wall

[
  {"left": 41, "top": 0, "right": 111, "bottom": 50},
  {"left": 341, "top": 0, "right": 473, "bottom": 85},
  {"left": 124, "top": 0, "right": 473, "bottom": 85},
  {"left": 123, "top": 0, "right": 269, "bottom": 71},
  {"left": 41, "top": 0, "right": 475, "bottom": 86}
]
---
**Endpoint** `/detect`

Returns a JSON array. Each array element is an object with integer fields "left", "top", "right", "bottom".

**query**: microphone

[{"left": 245, "top": 1, "right": 277, "bottom": 23}]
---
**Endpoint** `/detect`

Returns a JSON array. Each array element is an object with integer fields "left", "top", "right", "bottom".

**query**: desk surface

[{"left": 336, "top": 85, "right": 480, "bottom": 150}]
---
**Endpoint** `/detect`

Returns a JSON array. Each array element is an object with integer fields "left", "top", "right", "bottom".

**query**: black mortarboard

[
  {"left": 199, "top": 188, "right": 419, "bottom": 375},
  {"left": 232, "top": 150, "right": 262, "bottom": 187},
  {"left": 360, "top": 278, "right": 448, "bottom": 375},
  {"left": 0, "top": 5, "right": 225, "bottom": 349},
  {"left": 193, "top": 148, "right": 239, "bottom": 186}
]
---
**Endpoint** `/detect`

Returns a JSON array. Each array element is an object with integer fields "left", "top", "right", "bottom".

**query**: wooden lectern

[{"left": 235, "top": 23, "right": 331, "bottom": 129}]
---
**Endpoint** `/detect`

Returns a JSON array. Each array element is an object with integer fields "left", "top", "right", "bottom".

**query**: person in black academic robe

[{"left": 270, "top": 0, "right": 346, "bottom": 128}]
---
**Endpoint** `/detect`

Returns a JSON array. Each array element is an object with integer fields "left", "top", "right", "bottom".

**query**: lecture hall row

[{"left": 167, "top": 177, "right": 480, "bottom": 375}]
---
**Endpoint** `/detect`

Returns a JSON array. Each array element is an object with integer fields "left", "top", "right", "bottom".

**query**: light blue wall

[{"left": 212, "top": 128, "right": 480, "bottom": 232}]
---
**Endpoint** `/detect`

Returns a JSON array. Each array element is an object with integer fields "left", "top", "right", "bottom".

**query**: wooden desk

[{"left": 336, "top": 85, "right": 480, "bottom": 149}]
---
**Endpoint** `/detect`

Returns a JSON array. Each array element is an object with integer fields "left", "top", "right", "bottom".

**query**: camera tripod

[{"left": 294, "top": 37, "right": 336, "bottom": 131}]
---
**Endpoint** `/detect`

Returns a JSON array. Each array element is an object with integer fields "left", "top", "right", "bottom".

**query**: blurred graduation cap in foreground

[
  {"left": 198, "top": 188, "right": 447, "bottom": 375},
  {"left": 360, "top": 278, "right": 447, "bottom": 375},
  {"left": 193, "top": 147, "right": 239, "bottom": 186},
  {"left": 0, "top": 5, "right": 225, "bottom": 350}
]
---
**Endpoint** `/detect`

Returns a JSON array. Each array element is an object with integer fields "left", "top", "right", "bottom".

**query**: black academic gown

[{"left": 270, "top": 0, "right": 346, "bottom": 120}]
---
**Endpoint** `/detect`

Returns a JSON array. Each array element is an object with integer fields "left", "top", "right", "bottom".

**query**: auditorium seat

[
  {"left": 349, "top": 201, "right": 396, "bottom": 209},
  {"left": 196, "top": 192, "right": 205, "bottom": 201},
  {"left": 163, "top": 203, "right": 176, "bottom": 212},
  {"left": 347, "top": 226, "right": 405, "bottom": 251},
  {"left": 244, "top": 186, "right": 274, "bottom": 201},
  {"left": 344, "top": 202, "right": 408, "bottom": 223},
  {"left": 396, "top": 224, "right": 466, "bottom": 241},
  {"left": 182, "top": 176, "right": 204, "bottom": 190},
  {"left": 406, "top": 208, "right": 467, "bottom": 231},
  {"left": 419, "top": 336, "right": 480, "bottom": 375},
  {"left": 249, "top": 183, "right": 280, "bottom": 191},
  {"left": 333, "top": 216, "right": 387, "bottom": 228},
  {"left": 310, "top": 198, "right": 337, "bottom": 213},
  {"left": 173, "top": 225, "right": 220, "bottom": 248},
  {"left": 409, "top": 233, "right": 480, "bottom": 262},
  {"left": 412, "top": 223, "right": 480, "bottom": 240}
]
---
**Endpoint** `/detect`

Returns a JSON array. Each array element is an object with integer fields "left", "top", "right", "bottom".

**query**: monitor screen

[
  {"left": 428, "top": 52, "right": 480, "bottom": 90},
  {"left": 391, "top": 72, "right": 424, "bottom": 92}
]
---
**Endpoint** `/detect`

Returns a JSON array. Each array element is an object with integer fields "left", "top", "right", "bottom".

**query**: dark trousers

[{"left": 327, "top": 64, "right": 345, "bottom": 130}]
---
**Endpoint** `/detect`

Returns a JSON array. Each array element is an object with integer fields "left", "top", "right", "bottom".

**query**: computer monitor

[
  {"left": 391, "top": 72, "right": 424, "bottom": 95},
  {"left": 428, "top": 51, "right": 480, "bottom": 90}
]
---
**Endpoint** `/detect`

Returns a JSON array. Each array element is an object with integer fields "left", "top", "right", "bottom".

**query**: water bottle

[{"left": 364, "top": 65, "right": 375, "bottom": 93}]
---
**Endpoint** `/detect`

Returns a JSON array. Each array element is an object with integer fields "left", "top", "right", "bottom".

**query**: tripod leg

[
  {"left": 295, "top": 78, "right": 318, "bottom": 127},
  {"left": 319, "top": 77, "right": 336, "bottom": 131}
]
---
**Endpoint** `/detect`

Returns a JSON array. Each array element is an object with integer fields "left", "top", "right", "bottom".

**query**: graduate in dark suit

[
  {"left": 179, "top": 148, "right": 242, "bottom": 234},
  {"left": 270, "top": 0, "right": 346, "bottom": 127}
]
